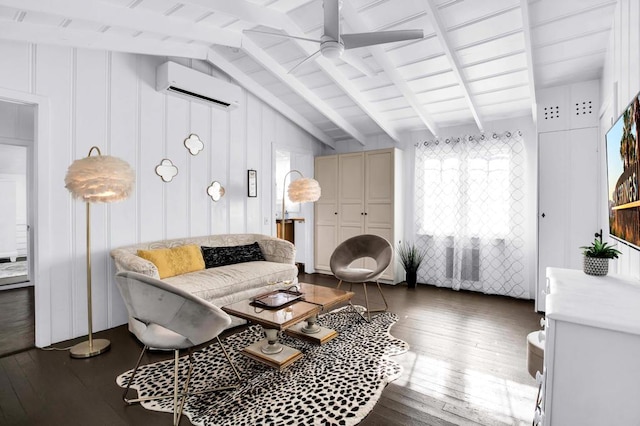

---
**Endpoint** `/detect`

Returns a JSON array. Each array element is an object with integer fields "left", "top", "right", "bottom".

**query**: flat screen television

[{"left": 606, "top": 92, "right": 640, "bottom": 249}]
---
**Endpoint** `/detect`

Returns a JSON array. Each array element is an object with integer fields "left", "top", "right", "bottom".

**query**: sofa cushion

[
  {"left": 137, "top": 245, "right": 205, "bottom": 279},
  {"left": 201, "top": 242, "right": 265, "bottom": 268},
  {"left": 163, "top": 260, "right": 296, "bottom": 306}
]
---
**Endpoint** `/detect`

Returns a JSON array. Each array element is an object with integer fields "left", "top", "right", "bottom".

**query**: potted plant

[
  {"left": 580, "top": 234, "right": 621, "bottom": 276},
  {"left": 397, "top": 242, "right": 427, "bottom": 289}
]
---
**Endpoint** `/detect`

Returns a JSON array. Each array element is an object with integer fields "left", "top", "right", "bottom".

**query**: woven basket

[{"left": 583, "top": 256, "right": 609, "bottom": 276}]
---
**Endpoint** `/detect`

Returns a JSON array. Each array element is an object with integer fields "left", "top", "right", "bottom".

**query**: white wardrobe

[
  {"left": 314, "top": 148, "right": 403, "bottom": 283},
  {"left": 537, "top": 81, "right": 600, "bottom": 311}
]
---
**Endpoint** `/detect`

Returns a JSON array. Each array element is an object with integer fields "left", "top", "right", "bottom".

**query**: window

[{"left": 413, "top": 132, "right": 526, "bottom": 298}]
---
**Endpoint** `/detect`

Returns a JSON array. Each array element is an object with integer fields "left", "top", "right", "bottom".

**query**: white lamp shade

[
  {"left": 65, "top": 154, "right": 135, "bottom": 203},
  {"left": 288, "top": 177, "right": 321, "bottom": 203}
]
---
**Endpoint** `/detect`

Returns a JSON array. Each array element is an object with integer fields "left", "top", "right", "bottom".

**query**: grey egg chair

[
  {"left": 115, "top": 271, "right": 241, "bottom": 426},
  {"left": 329, "top": 234, "right": 393, "bottom": 322}
]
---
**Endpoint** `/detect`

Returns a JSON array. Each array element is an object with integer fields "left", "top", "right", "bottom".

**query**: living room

[{"left": 0, "top": 0, "right": 638, "bottom": 425}]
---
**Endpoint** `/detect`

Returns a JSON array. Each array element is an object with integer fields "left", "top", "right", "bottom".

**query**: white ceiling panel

[
  {"left": 447, "top": 8, "right": 524, "bottom": 48},
  {"left": 457, "top": 32, "right": 525, "bottom": 66},
  {"left": 397, "top": 55, "right": 452, "bottom": 80},
  {"left": 464, "top": 52, "right": 528, "bottom": 81},
  {"left": 0, "top": 0, "right": 616, "bottom": 148},
  {"left": 439, "top": 0, "right": 520, "bottom": 30}
]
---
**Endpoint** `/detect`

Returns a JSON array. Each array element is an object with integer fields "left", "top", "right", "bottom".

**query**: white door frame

[{"left": 0, "top": 87, "right": 52, "bottom": 347}]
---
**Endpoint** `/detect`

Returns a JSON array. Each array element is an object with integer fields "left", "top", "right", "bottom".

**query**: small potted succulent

[
  {"left": 397, "top": 242, "right": 427, "bottom": 289},
  {"left": 580, "top": 234, "right": 621, "bottom": 276}
]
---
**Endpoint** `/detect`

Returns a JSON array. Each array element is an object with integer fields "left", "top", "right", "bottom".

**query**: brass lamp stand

[{"left": 69, "top": 201, "right": 111, "bottom": 358}]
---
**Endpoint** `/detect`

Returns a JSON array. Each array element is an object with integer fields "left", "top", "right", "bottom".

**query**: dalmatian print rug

[{"left": 116, "top": 308, "right": 409, "bottom": 425}]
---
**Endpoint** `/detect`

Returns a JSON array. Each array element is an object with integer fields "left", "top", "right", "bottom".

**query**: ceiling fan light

[{"left": 321, "top": 40, "right": 344, "bottom": 59}]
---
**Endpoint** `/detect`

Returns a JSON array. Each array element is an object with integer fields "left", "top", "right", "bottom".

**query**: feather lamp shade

[
  {"left": 287, "top": 177, "right": 321, "bottom": 203},
  {"left": 65, "top": 152, "right": 135, "bottom": 203}
]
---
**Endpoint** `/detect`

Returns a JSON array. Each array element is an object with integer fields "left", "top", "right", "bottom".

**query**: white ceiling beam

[
  {"left": 0, "top": 0, "right": 242, "bottom": 48},
  {"left": 277, "top": 21, "right": 404, "bottom": 144},
  {"left": 241, "top": 37, "right": 371, "bottom": 145},
  {"left": 520, "top": 0, "right": 538, "bottom": 124},
  {"left": 341, "top": 1, "right": 439, "bottom": 137},
  {"left": 179, "top": 0, "right": 287, "bottom": 30},
  {"left": 206, "top": 49, "right": 336, "bottom": 149},
  {"left": 0, "top": 20, "right": 208, "bottom": 58},
  {"left": 423, "top": 0, "right": 484, "bottom": 132}
]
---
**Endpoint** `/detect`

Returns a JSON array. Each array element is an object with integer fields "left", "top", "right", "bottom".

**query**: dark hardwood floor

[
  {"left": 0, "top": 286, "right": 34, "bottom": 358},
  {"left": 0, "top": 274, "right": 541, "bottom": 425}
]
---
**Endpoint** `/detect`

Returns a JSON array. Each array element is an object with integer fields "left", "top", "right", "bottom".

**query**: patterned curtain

[{"left": 413, "top": 131, "right": 526, "bottom": 298}]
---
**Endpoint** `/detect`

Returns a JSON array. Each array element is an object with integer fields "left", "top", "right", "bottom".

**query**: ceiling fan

[{"left": 243, "top": 0, "right": 424, "bottom": 76}]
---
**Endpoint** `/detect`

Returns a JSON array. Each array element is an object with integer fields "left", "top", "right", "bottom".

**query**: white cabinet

[
  {"left": 539, "top": 268, "right": 640, "bottom": 425},
  {"left": 314, "top": 148, "right": 402, "bottom": 283}
]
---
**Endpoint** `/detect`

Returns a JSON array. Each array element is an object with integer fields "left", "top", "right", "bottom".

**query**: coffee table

[{"left": 221, "top": 283, "right": 354, "bottom": 369}]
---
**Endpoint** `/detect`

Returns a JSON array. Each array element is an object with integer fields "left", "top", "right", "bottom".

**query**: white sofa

[{"left": 110, "top": 233, "right": 298, "bottom": 328}]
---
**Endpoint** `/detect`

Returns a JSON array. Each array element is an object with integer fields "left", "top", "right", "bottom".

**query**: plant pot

[
  {"left": 583, "top": 256, "right": 609, "bottom": 276},
  {"left": 406, "top": 270, "right": 417, "bottom": 289}
]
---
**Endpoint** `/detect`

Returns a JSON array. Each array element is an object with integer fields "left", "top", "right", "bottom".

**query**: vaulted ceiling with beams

[{"left": 0, "top": 0, "right": 617, "bottom": 148}]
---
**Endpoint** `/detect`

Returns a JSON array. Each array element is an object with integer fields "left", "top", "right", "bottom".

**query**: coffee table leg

[
  {"left": 261, "top": 328, "right": 283, "bottom": 354},
  {"left": 301, "top": 314, "right": 321, "bottom": 334}
]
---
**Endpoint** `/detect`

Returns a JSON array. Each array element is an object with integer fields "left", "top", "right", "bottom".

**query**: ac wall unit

[{"left": 156, "top": 61, "right": 241, "bottom": 110}]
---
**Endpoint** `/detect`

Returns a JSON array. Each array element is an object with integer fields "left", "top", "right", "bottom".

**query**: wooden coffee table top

[
  {"left": 222, "top": 299, "right": 320, "bottom": 330},
  {"left": 221, "top": 283, "right": 353, "bottom": 330},
  {"left": 298, "top": 282, "right": 354, "bottom": 311}
]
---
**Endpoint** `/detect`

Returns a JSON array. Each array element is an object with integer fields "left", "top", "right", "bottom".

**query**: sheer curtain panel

[{"left": 414, "top": 131, "right": 526, "bottom": 298}]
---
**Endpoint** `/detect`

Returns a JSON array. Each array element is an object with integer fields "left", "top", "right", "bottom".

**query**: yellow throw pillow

[{"left": 137, "top": 245, "right": 205, "bottom": 279}]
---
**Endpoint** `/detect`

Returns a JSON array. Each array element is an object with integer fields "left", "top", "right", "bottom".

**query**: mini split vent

[
  {"left": 156, "top": 61, "right": 241, "bottom": 110},
  {"left": 544, "top": 106, "right": 560, "bottom": 120},
  {"left": 575, "top": 101, "right": 593, "bottom": 116}
]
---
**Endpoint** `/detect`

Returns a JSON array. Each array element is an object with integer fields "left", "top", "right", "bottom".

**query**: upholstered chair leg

[
  {"left": 217, "top": 336, "right": 242, "bottom": 383},
  {"left": 123, "top": 345, "right": 149, "bottom": 404},
  {"left": 362, "top": 283, "right": 372, "bottom": 322},
  {"left": 175, "top": 350, "right": 196, "bottom": 426},
  {"left": 376, "top": 281, "right": 389, "bottom": 312},
  {"left": 173, "top": 350, "right": 180, "bottom": 426},
  {"left": 187, "top": 337, "right": 241, "bottom": 398}
]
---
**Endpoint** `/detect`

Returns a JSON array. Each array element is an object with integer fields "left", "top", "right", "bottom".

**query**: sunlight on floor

[{"left": 395, "top": 350, "right": 536, "bottom": 426}]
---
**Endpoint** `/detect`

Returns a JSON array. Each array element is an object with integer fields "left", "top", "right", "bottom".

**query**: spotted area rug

[{"left": 116, "top": 309, "right": 408, "bottom": 426}]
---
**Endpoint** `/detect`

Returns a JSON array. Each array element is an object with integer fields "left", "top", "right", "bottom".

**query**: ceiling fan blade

[
  {"left": 288, "top": 50, "right": 322, "bottom": 74},
  {"left": 243, "top": 29, "right": 321, "bottom": 44},
  {"left": 341, "top": 51, "right": 377, "bottom": 77},
  {"left": 342, "top": 29, "right": 424, "bottom": 49},
  {"left": 323, "top": 0, "right": 341, "bottom": 41}
]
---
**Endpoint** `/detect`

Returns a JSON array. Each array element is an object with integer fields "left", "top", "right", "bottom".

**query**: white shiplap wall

[
  {"left": 0, "top": 40, "right": 323, "bottom": 346},
  {"left": 599, "top": 0, "right": 640, "bottom": 278}
]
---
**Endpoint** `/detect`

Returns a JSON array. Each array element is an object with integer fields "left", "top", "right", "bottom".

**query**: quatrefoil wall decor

[
  {"left": 184, "top": 133, "right": 204, "bottom": 156},
  {"left": 155, "top": 159, "right": 178, "bottom": 182}
]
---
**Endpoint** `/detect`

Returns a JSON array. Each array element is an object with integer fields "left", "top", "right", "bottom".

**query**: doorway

[
  {"left": 0, "top": 100, "right": 35, "bottom": 355},
  {"left": 0, "top": 101, "right": 33, "bottom": 288}
]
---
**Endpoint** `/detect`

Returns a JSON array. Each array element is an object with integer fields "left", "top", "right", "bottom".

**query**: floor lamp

[
  {"left": 280, "top": 170, "right": 321, "bottom": 241},
  {"left": 65, "top": 146, "right": 135, "bottom": 358}
]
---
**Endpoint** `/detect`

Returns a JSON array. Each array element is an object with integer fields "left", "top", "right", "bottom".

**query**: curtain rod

[{"left": 415, "top": 129, "right": 522, "bottom": 147}]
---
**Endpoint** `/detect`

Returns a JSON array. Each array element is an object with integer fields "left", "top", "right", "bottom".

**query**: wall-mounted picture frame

[{"left": 247, "top": 169, "right": 257, "bottom": 197}]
